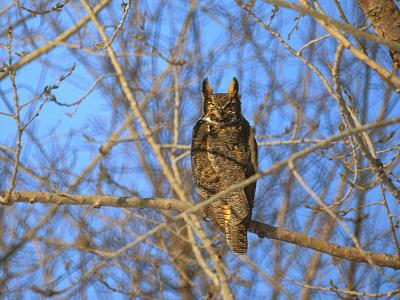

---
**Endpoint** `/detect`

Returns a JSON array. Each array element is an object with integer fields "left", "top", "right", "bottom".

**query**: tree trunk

[{"left": 358, "top": 0, "right": 400, "bottom": 70}]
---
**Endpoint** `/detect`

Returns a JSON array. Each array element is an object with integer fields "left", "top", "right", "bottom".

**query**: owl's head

[{"left": 201, "top": 77, "right": 242, "bottom": 125}]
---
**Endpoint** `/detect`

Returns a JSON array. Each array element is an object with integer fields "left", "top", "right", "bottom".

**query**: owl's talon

[{"left": 203, "top": 216, "right": 212, "bottom": 222}]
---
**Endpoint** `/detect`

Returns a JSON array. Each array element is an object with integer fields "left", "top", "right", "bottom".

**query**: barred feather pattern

[
  {"left": 191, "top": 110, "right": 257, "bottom": 254},
  {"left": 191, "top": 79, "right": 257, "bottom": 254}
]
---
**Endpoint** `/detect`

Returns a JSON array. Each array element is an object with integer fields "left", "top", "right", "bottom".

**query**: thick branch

[
  {"left": 3, "top": 191, "right": 400, "bottom": 270},
  {"left": 249, "top": 221, "right": 400, "bottom": 270},
  {"left": 0, "top": 191, "right": 191, "bottom": 212},
  {"left": 358, "top": 0, "right": 400, "bottom": 70}
]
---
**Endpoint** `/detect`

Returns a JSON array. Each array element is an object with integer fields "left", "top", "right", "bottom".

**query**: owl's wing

[
  {"left": 217, "top": 123, "right": 257, "bottom": 225},
  {"left": 226, "top": 123, "right": 257, "bottom": 254},
  {"left": 244, "top": 125, "right": 258, "bottom": 212}
]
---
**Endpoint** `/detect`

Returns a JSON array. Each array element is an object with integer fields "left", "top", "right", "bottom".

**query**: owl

[{"left": 191, "top": 77, "right": 258, "bottom": 254}]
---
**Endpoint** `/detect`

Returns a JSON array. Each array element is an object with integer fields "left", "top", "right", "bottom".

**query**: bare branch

[
  {"left": 249, "top": 220, "right": 400, "bottom": 270},
  {"left": 14, "top": 0, "right": 72, "bottom": 15},
  {"left": 0, "top": 0, "right": 111, "bottom": 81},
  {"left": 3, "top": 191, "right": 400, "bottom": 270},
  {"left": 1, "top": 191, "right": 191, "bottom": 212}
]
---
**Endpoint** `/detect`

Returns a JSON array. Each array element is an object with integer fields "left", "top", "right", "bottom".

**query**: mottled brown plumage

[{"left": 191, "top": 78, "right": 258, "bottom": 254}]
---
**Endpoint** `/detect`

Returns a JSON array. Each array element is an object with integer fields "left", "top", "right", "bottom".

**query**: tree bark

[
  {"left": 358, "top": 0, "right": 400, "bottom": 70},
  {"left": 3, "top": 191, "right": 400, "bottom": 270}
]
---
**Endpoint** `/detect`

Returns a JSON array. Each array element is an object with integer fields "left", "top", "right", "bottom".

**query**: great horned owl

[{"left": 191, "top": 77, "right": 258, "bottom": 254}]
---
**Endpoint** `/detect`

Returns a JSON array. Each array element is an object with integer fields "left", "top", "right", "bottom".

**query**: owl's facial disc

[
  {"left": 203, "top": 93, "right": 241, "bottom": 125},
  {"left": 203, "top": 99, "right": 224, "bottom": 124},
  {"left": 203, "top": 103, "right": 240, "bottom": 126}
]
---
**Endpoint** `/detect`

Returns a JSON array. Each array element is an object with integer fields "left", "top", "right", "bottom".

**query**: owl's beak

[{"left": 215, "top": 109, "right": 223, "bottom": 119}]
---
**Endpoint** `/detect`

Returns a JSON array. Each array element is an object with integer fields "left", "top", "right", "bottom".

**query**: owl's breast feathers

[
  {"left": 191, "top": 120, "right": 221, "bottom": 193},
  {"left": 193, "top": 117, "right": 256, "bottom": 169}
]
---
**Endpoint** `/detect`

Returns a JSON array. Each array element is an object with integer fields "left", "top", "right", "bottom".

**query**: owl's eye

[{"left": 208, "top": 101, "right": 216, "bottom": 108}]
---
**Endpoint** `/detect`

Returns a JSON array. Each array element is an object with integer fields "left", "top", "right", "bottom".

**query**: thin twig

[
  {"left": 0, "top": 0, "right": 111, "bottom": 81},
  {"left": 2, "top": 26, "right": 22, "bottom": 205},
  {"left": 14, "top": 0, "right": 72, "bottom": 15},
  {"left": 94, "top": 0, "right": 132, "bottom": 50},
  {"left": 283, "top": 274, "right": 400, "bottom": 297},
  {"left": 22, "top": 64, "right": 76, "bottom": 130},
  {"left": 50, "top": 72, "right": 117, "bottom": 107},
  {"left": 379, "top": 182, "right": 400, "bottom": 257}
]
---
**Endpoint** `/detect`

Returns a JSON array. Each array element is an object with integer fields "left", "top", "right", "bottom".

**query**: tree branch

[
  {"left": 249, "top": 221, "right": 400, "bottom": 270},
  {"left": 0, "top": 191, "right": 191, "bottom": 211},
  {"left": 0, "top": 0, "right": 111, "bottom": 81},
  {"left": 2, "top": 191, "right": 400, "bottom": 270},
  {"left": 357, "top": 0, "right": 400, "bottom": 70}
]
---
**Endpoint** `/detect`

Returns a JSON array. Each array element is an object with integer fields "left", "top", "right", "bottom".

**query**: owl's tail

[{"left": 226, "top": 222, "right": 248, "bottom": 254}]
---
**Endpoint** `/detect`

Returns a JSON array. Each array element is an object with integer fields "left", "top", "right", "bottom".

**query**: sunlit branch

[
  {"left": 3, "top": 190, "right": 400, "bottom": 270},
  {"left": 0, "top": 0, "right": 111, "bottom": 81}
]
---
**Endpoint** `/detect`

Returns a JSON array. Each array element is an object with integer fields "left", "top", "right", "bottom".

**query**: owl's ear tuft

[
  {"left": 228, "top": 77, "right": 239, "bottom": 96},
  {"left": 202, "top": 78, "right": 213, "bottom": 98}
]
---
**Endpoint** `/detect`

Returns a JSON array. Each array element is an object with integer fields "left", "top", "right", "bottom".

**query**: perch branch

[
  {"left": 249, "top": 221, "right": 400, "bottom": 270},
  {"left": 2, "top": 191, "right": 400, "bottom": 270},
  {"left": 0, "top": 191, "right": 191, "bottom": 212}
]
